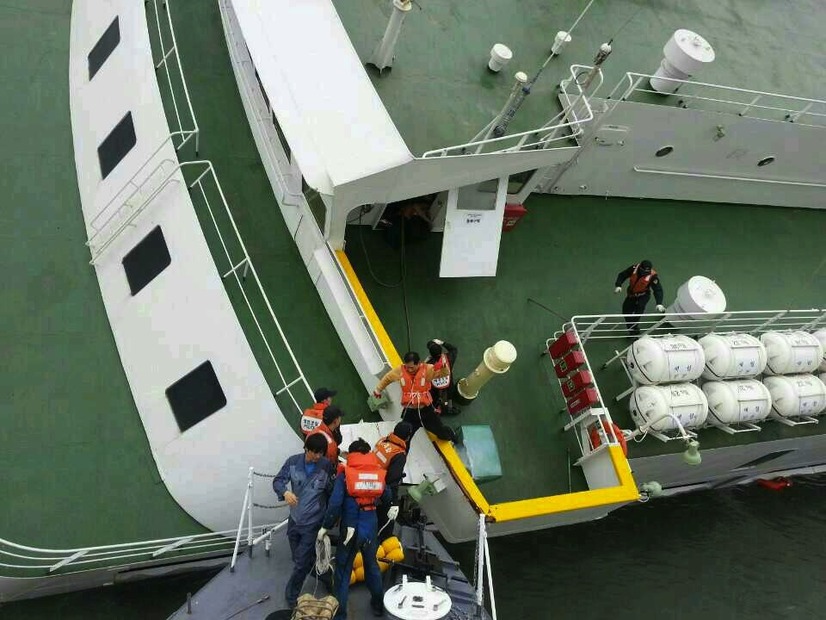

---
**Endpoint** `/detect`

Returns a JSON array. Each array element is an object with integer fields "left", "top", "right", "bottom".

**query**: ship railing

[
  {"left": 606, "top": 72, "right": 826, "bottom": 129},
  {"left": 230, "top": 467, "right": 289, "bottom": 572},
  {"left": 472, "top": 514, "right": 498, "bottom": 620},
  {"left": 570, "top": 308, "right": 826, "bottom": 346},
  {"left": 181, "top": 160, "right": 314, "bottom": 413},
  {"left": 421, "top": 65, "right": 595, "bottom": 158},
  {"left": 146, "top": 0, "right": 200, "bottom": 153},
  {"left": 0, "top": 527, "right": 265, "bottom": 575},
  {"left": 87, "top": 135, "right": 181, "bottom": 264}
]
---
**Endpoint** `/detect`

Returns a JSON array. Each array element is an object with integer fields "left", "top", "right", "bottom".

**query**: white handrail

[
  {"left": 606, "top": 71, "right": 826, "bottom": 128},
  {"left": 422, "top": 65, "right": 595, "bottom": 157},
  {"left": 148, "top": 0, "right": 200, "bottom": 152},
  {"left": 182, "top": 160, "right": 314, "bottom": 411}
]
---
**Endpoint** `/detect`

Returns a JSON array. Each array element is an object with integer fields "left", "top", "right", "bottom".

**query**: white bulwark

[{"left": 230, "top": 0, "right": 413, "bottom": 194}]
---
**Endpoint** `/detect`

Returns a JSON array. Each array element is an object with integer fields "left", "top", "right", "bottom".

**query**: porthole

[
  {"left": 655, "top": 145, "right": 674, "bottom": 157},
  {"left": 758, "top": 156, "right": 776, "bottom": 167}
]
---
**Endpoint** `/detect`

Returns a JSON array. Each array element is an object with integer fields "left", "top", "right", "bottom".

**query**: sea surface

[{"left": 5, "top": 477, "right": 825, "bottom": 619}]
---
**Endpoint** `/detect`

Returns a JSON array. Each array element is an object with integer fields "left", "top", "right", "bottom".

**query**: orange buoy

[
  {"left": 589, "top": 421, "right": 628, "bottom": 457},
  {"left": 757, "top": 477, "right": 791, "bottom": 491}
]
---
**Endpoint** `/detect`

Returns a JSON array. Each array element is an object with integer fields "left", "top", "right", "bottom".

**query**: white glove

[
  {"left": 656, "top": 304, "right": 666, "bottom": 313},
  {"left": 343, "top": 527, "right": 355, "bottom": 546},
  {"left": 316, "top": 527, "right": 328, "bottom": 542},
  {"left": 614, "top": 287, "right": 622, "bottom": 294},
  {"left": 387, "top": 505, "right": 399, "bottom": 521}
]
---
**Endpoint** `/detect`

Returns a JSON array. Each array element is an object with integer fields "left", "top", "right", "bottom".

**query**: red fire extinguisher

[{"left": 502, "top": 204, "right": 527, "bottom": 232}]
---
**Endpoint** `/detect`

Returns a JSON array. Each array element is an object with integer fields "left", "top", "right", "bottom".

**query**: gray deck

[{"left": 168, "top": 525, "right": 484, "bottom": 620}]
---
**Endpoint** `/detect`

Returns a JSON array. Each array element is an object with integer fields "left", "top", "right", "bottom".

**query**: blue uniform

[
  {"left": 272, "top": 454, "right": 333, "bottom": 606},
  {"left": 322, "top": 473, "right": 392, "bottom": 619}
]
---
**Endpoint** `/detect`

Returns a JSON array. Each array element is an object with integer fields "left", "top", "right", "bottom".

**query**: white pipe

[
  {"left": 634, "top": 166, "right": 826, "bottom": 189},
  {"left": 483, "top": 534, "right": 498, "bottom": 620},
  {"left": 626, "top": 412, "right": 690, "bottom": 440}
]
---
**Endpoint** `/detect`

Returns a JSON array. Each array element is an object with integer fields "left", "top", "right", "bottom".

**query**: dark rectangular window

[
  {"left": 735, "top": 449, "right": 795, "bottom": 470},
  {"left": 272, "top": 112, "right": 291, "bottom": 159},
  {"left": 122, "top": 226, "right": 171, "bottom": 296},
  {"left": 88, "top": 17, "right": 120, "bottom": 80},
  {"left": 166, "top": 361, "right": 228, "bottom": 433},
  {"left": 98, "top": 112, "right": 137, "bottom": 179}
]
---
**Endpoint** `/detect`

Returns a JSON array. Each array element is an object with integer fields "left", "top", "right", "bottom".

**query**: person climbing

[
  {"left": 373, "top": 351, "right": 457, "bottom": 442},
  {"left": 309, "top": 405, "right": 345, "bottom": 463},
  {"left": 425, "top": 338, "right": 459, "bottom": 415},
  {"left": 614, "top": 259, "right": 665, "bottom": 335},
  {"left": 373, "top": 421, "right": 413, "bottom": 540},
  {"left": 300, "top": 387, "right": 337, "bottom": 436},
  {"left": 317, "top": 439, "right": 397, "bottom": 619}
]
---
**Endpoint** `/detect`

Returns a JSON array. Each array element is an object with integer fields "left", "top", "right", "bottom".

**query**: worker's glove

[
  {"left": 431, "top": 339, "right": 444, "bottom": 346},
  {"left": 373, "top": 390, "right": 382, "bottom": 398},
  {"left": 656, "top": 304, "right": 666, "bottom": 313},
  {"left": 343, "top": 527, "right": 355, "bottom": 546},
  {"left": 387, "top": 505, "right": 400, "bottom": 521},
  {"left": 316, "top": 527, "right": 328, "bottom": 542},
  {"left": 614, "top": 286, "right": 622, "bottom": 294}
]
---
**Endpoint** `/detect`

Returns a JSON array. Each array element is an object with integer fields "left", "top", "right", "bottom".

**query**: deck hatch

[
  {"left": 166, "top": 361, "right": 228, "bottom": 433},
  {"left": 98, "top": 111, "right": 136, "bottom": 179},
  {"left": 121, "top": 226, "right": 171, "bottom": 295},
  {"left": 88, "top": 17, "right": 120, "bottom": 80}
]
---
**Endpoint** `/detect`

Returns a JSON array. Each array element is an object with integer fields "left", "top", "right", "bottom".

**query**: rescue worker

[
  {"left": 425, "top": 338, "right": 459, "bottom": 415},
  {"left": 614, "top": 259, "right": 665, "bottom": 335},
  {"left": 272, "top": 433, "right": 335, "bottom": 608},
  {"left": 300, "top": 387, "right": 337, "bottom": 436},
  {"left": 309, "top": 405, "right": 344, "bottom": 464},
  {"left": 374, "top": 421, "right": 413, "bottom": 540},
  {"left": 317, "top": 439, "right": 397, "bottom": 619},
  {"left": 373, "top": 351, "right": 457, "bottom": 442}
]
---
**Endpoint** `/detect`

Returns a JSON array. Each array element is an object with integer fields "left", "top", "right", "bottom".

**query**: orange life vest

[
  {"left": 300, "top": 403, "right": 326, "bottom": 436},
  {"left": 345, "top": 452, "right": 386, "bottom": 510},
  {"left": 310, "top": 423, "right": 338, "bottom": 462},
  {"left": 431, "top": 354, "right": 451, "bottom": 390},
  {"left": 374, "top": 434, "right": 407, "bottom": 469},
  {"left": 628, "top": 263, "right": 657, "bottom": 297},
  {"left": 400, "top": 364, "right": 433, "bottom": 408}
]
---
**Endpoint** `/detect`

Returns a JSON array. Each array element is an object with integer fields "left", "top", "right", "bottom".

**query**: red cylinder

[
  {"left": 554, "top": 350, "right": 586, "bottom": 378},
  {"left": 549, "top": 330, "right": 578, "bottom": 359},
  {"left": 566, "top": 388, "right": 598, "bottom": 416},
  {"left": 502, "top": 204, "right": 527, "bottom": 232},
  {"left": 561, "top": 370, "right": 593, "bottom": 398}
]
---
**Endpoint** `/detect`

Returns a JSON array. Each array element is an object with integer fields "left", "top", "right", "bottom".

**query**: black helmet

[{"left": 639, "top": 259, "right": 653, "bottom": 273}]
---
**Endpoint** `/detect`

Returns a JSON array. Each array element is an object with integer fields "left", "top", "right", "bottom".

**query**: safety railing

[
  {"left": 230, "top": 467, "right": 289, "bottom": 571},
  {"left": 422, "top": 65, "right": 596, "bottom": 157},
  {"left": 606, "top": 72, "right": 826, "bottom": 129},
  {"left": 182, "top": 160, "right": 314, "bottom": 413},
  {"left": 0, "top": 528, "right": 248, "bottom": 576},
  {"left": 569, "top": 308, "right": 826, "bottom": 345},
  {"left": 86, "top": 136, "right": 180, "bottom": 264},
  {"left": 472, "top": 514, "right": 498, "bottom": 620},
  {"left": 547, "top": 330, "right": 621, "bottom": 461},
  {"left": 146, "top": 0, "right": 200, "bottom": 153}
]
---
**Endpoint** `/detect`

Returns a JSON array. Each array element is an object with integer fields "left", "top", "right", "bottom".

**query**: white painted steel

[
  {"left": 626, "top": 335, "right": 705, "bottom": 385},
  {"left": 702, "top": 379, "right": 772, "bottom": 425},
  {"left": 630, "top": 384, "right": 709, "bottom": 431},
  {"left": 650, "top": 29, "right": 715, "bottom": 93},
  {"left": 699, "top": 333, "right": 767, "bottom": 379},
  {"left": 763, "top": 375, "right": 826, "bottom": 418},
  {"left": 813, "top": 329, "right": 826, "bottom": 371},
  {"left": 439, "top": 177, "right": 508, "bottom": 278},
  {"left": 229, "top": 0, "right": 412, "bottom": 191},
  {"left": 666, "top": 276, "right": 727, "bottom": 320},
  {"left": 488, "top": 44, "right": 512, "bottom": 72},
  {"left": 761, "top": 331, "right": 824, "bottom": 375}
]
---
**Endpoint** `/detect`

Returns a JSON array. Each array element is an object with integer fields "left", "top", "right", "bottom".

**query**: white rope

[{"left": 315, "top": 535, "right": 332, "bottom": 575}]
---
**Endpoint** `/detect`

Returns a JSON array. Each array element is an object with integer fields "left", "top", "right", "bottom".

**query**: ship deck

[
  {"left": 3, "top": 0, "right": 825, "bottom": 555},
  {"left": 345, "top": 197, "right": 826, "bottom": 499},
  {"left": 335, "top": 0, "right": 826, "bottom": 155}
]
